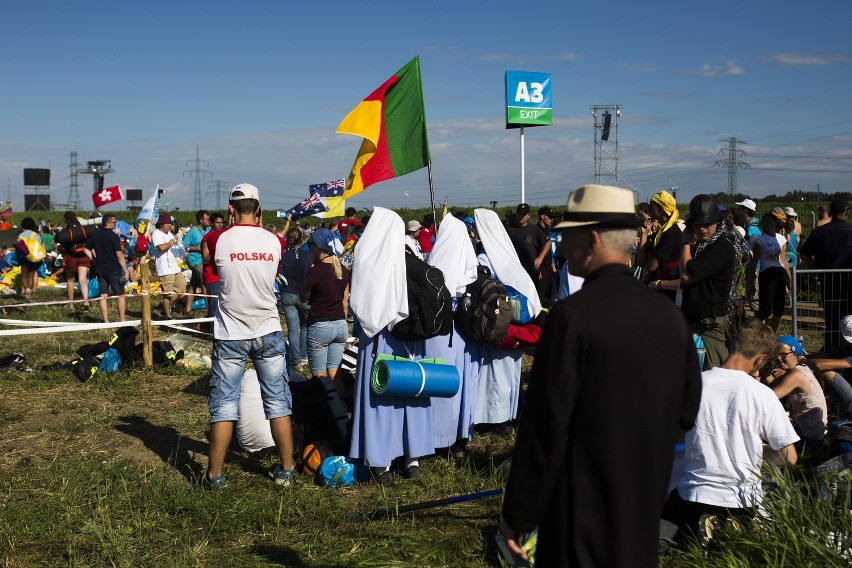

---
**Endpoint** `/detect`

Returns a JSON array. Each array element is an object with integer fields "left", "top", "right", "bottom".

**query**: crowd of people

[{"left": 4, "top": 182, "right": 852, "bottom": 564}]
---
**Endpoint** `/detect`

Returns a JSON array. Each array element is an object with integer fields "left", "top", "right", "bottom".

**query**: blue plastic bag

[
  {"left": 505, "top": 286, "right": 532, "bottom": 324},
  {"left": 190, "top": 298, "right": 207, "bottom": 310},
  {"left": 317, "top": 456, "right": 369, "bottom": 488},
  {"left": 693, "top": 333, "right": 706, "bottom": 371},
  {"left": 98, "top": 348, "right": 122, "bottom": 373}
]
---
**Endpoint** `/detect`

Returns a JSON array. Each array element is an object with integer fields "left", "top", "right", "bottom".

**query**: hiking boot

[
  {"left": 202, "top": 470, "right": 228, "bottom": 490},
  {"left": 268, "top": 464, "right": 296, "bottom": 486}
]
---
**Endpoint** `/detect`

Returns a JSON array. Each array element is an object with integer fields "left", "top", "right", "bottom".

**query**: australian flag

[
  {"left": 286, "top": 192, "right": 328, "bottom": 221},
  {"left": 309, "top": 179, "right": 345, "bottom": 198}
]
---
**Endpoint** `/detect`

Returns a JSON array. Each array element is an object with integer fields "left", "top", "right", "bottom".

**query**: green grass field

[{"left": 1, "top": 284, "right": 851, "bottom": 566}]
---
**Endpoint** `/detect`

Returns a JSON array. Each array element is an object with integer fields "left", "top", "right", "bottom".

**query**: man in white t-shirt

[
  {"left": 151, "top": 213, "right": 186, "bottom": 318},
  {"left": 662, "top": 318, "right": 799, "bottom": 542},
  {"left": 201, "top": 183, "right": 296, "bottom": 489}
]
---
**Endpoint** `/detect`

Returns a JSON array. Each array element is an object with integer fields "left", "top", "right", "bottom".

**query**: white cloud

[
  {"left": 478, "top": 52, "right": 582, "bottom": 64},
  {"left": 683, "top": 58, "right": 745, "bottom": 77},
  {"left": 763, "top": 52, "right": 851, "bottom": 66}
]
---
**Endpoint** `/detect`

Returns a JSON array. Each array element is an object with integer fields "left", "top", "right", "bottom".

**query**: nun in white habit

[
  {"left": 473, "top": 208, "right": 541, "bottom": 427},
  {"left": 348, "top": 207, "right": 435, "bottom": 483},
  {"left": 424, "top": 214, "right": 482, "bottom": 454}
]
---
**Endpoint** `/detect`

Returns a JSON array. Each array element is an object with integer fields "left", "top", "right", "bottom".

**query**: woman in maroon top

[{"left": 301, "top": 229, "right": 350, "bottom": 390}]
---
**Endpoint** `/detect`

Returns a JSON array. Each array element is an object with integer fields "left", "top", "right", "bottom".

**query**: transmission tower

[
  {"left": 67, "top": 151, "right": 81, "bottom": 209},
  {"left": 184, "top": 146, "right": 211, "bottom": 211},
  {"left": 714, "top": 137, "right": 751, "bottom": 197},
  {"left": 1, "top": 176, "right": 15, "bottom": 203},
  {"left": 207, "top": 179, "right": 230, "bottom": 211}
]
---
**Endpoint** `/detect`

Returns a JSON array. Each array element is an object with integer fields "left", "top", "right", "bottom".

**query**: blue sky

[{"left": 1, "top": 1, "right": 850, "bottom": 214}]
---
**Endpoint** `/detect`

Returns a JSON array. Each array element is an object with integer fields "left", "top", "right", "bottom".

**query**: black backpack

[
  {"left": 454, "top": 266, "right": 512, "bottom": 343},
  {"left": 389, "top": 250, "right": 453, "bottom": 341}
]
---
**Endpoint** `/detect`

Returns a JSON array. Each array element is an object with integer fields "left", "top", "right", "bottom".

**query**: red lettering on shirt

[{"left": 228, "top": 252, "right": 274, "bottom": 262}]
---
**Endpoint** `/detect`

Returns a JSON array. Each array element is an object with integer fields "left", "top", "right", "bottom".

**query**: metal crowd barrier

[{"left": 790, "top": 267, "right": 852, "bottom": 349}]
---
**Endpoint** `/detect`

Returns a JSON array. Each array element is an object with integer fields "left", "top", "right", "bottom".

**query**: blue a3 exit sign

[{"left": 505, "top": 70, "right": 552, "bottom": 127}]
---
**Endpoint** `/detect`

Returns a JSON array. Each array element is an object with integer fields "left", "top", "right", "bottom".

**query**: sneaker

[
  {"left": 202, "top": 470, "right": 228, "bottom": 489},
  {"left": 268, "top": 464, "right": 296, "bottom": 486}
]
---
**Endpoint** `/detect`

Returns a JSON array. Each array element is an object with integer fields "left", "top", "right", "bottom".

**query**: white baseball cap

[
  {"left": 735, "top": 198, "right": 757, "bottom": 212},
  {"left": 784, "top": 207, "right": 798, "bottom": 217},
  {"left": 230, "top": 183, "right": 260, "bottom": 201}
]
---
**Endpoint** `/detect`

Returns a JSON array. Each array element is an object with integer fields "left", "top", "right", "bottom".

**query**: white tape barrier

[
  {"left": 0, "top": 291, "right": 217, "bottom": 311},
  {"left": 0, "top": 316, "right": 214, "bottom": 336}
]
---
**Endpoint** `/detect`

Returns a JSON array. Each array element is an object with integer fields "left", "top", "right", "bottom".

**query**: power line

[
  {"left": 184, "top": 146, "right": 211, "bottom": 211},
  {"left": 207, "top": 180, "right": 230, "bottom": 210},
  {"left": 1, "top": 176, "right": 15, "bottom": 203},
  {"left": 714, "top": 137, "right": 751, "bottom": 196},
  {"left": 67, "top": 151, "right": 81, "bottom": 209}
]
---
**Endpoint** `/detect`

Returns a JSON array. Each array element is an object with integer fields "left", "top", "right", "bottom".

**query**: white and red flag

[{"left": 92, "top": 185, "right": 123, "bottom": 208}]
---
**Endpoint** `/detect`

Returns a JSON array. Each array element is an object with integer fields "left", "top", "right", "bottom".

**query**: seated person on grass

[
  {"left": 662, "top": 318, "right": 798, "bottom": 544},
  {"left": 767, "top": 335, "right": 828, "bottom": 450},
  {"left": 802, "top": 315, "right": 852, "bottom": 419}
]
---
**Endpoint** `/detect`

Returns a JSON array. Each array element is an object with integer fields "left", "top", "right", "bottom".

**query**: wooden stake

[{"left": 140, "top": 258, "right": 153, "bottom": 367}]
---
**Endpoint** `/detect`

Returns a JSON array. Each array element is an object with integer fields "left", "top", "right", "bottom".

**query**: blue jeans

[
  {"left": 279, "top": 291, "right": 309, "bottom": 365},
  {"left": 208, "top": 331, "right": 291, "bottom": 423},
  {"left": 307, "top": 319, "right": 347, "bottom": 376},
  {"left": 827, "top": 373, "right": 852, "bottom": 417},
  {"left": 206, "top": 281, "right": 222, "bottom": 320}
]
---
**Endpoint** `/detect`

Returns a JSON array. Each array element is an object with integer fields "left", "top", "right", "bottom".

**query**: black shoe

[
  {"left": 404, "top": 466, "right": 420, "bottom": 480},
  {"left": 374, "top": 471, "right": 394, "bottom": 486},
  {"left": 450, "top": 439, "right": 467, "bottom": 459},
  {"left": 494, "top": 422, "right": 512, "bottom": 437}
]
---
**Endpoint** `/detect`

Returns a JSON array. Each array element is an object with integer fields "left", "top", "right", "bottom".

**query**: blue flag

[
  {"left": 286, "top": 192, "right": 328, "bottom": 221},
  {"left": 310, "top": 179, "right": 345, "bottom": 198}
]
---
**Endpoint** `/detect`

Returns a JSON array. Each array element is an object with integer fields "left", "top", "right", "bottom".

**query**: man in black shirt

[
  {"left": 532, "top": 207, "right": 557, "bottom": 307},
  {"left": 799, "top": 198, "right": 852, "bottom": 349},
  {"left": 85, "top": 214, "right": 130, "bottom": 323},
  {"left": 506, "top": 203, "right": 550, "bottom": 295},
  {"left": 681, "top": 195, "right": 736, "bottom": 369}
]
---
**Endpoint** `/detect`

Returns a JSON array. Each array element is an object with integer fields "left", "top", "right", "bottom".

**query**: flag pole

[{"left": 427, "top": 162, "right": 436, "bottom": 233}]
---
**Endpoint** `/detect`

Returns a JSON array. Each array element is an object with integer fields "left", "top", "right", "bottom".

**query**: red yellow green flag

[{"left": 336, "top": 57, "right": 431, "bottom": 199}]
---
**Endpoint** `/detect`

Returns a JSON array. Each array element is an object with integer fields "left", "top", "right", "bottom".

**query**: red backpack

[{"left": 134, "top": 233, "right": 149, "bottom": 253}]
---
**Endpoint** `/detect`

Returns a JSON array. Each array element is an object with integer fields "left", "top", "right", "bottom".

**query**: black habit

[{"left": 502, "top": 264, "right": 702, "bottom": 567}]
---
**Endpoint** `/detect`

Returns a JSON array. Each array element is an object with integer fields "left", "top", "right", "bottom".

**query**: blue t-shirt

[{"left": 183, "top": 225, "right": 209, "bottom": 267}]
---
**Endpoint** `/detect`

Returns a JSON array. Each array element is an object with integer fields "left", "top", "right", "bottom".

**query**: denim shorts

[
  {"left": 307, "top": 319, "right": 348, "bottom": 375},
  {"left": 209, "top": 330, "right": 291, "bottom": 423}
]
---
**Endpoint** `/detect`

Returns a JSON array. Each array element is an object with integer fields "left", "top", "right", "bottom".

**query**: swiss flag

[{"left": 92, "top": 185, "right": 123, "bottom": 208}]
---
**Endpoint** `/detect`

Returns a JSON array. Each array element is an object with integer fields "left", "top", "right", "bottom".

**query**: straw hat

[{"left": 553, "top": 184, "right": 641, "bottom": 230}]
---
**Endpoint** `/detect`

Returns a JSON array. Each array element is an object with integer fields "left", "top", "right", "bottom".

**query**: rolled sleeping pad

[
  {"left": 786, "top": 250, "right": 798, "bottom": 268},
  {"left": 371, "top": 355, "right": 460, "bottom": 398}
]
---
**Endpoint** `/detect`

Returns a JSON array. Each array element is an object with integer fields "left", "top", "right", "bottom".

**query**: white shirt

[
  {"left": 207, "top": 224, "right": 284, "bottom": 340},
  {"left": 151, "top": 229, "right": 180, "bottom": 276},
  {"left": 404, "top": 234, "right": 424, "bottom": 260},
  {"left": 678, "top": 367, "right": 799, "bottom": 508}
]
